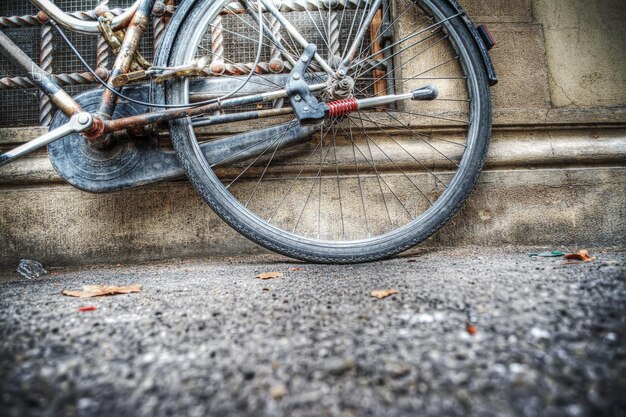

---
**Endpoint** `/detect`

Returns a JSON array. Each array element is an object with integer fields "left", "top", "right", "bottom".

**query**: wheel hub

[{"left": 324, "top": 75, "right": 355, "bottom": 101}]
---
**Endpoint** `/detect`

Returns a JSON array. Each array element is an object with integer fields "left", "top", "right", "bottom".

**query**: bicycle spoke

[
  {"left": 353, "top": 111, "right": 449, "bottom": 192},
  {"left": 331, "top": 122, "right": 346, "bottom": 240},
  {"left": 353, "top": 32, "right": 450, "bottom": 94},
  {"left": 346, "top": 117, "right": 371, "bottom": 238},
  {"left": 291, "top": 125, "right": 336, "bottom": 234},
  {"left": 223, "top": 121, "right": 298, "bottom": 187},
  {"left": 243, "top": 126, "right": 285, "bottom": 208},
  {"left": 351, "top": 12, "right": 461, "bottom": 69}
]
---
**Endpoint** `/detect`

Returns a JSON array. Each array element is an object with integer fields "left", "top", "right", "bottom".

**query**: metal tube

[
  {"left": 356, "top": 92, "right": 412, "bottom": 109},
  {"left": 192, "top": 107, "right": 294, "bottom": 127},
  {"left": 201, "top": 123, "right": 316, "bottom": 168},
  {"left": 258, "top": 0, "right": 335, "bottom": 75},
  {"left": 102, "top": 82, "right": 327, "bottom": 133},
  {"left": 337, "top": 0, "right": 382, "bottom": 75},
  {"left": 356, "top": 85, "right": 438, "bottom": 109},
  {"left": 97, "top": 0, "right": 155, "bottom": 119},
  {"left": 0, "top": 113, "right": 93, "bottom": 168},
  {"left": 29, "top": 0, "right": 139, "bottom": 34},
  {"left": 0, "top": 29, "right": 83, "bottom": 116}
]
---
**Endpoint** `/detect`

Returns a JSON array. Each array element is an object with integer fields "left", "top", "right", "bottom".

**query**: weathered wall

[
  {"left": 1, "top": 0, "right": 625, "bottom": 265},
  {"left": 532, "top": 0, "right": 626, "bottom": 108}
]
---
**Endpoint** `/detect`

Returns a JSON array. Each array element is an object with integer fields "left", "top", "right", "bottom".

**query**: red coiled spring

[{"left": 326, "top": 98, "right": 358, "bottom": 117}]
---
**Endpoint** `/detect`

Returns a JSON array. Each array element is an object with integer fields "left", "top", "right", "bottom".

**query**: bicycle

[{"left": 0, "top": 0, "right": 497, "bottom": 263}]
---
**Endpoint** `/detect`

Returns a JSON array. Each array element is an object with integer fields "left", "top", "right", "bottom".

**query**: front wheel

[{"left": 166, "top": 0, "right": 492, "bottom": 263}]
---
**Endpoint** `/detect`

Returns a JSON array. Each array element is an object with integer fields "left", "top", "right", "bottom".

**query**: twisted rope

[
  {"left": 328, "top": 10, "right": 340, "bottom": 63},
  {"left": 268, "top": 16, "right": 285, "bottom": 108},
  {"left": 211, "top": 15, "right": 225, "bottom": 64},
  {"left": 0, "top": 14, "right": 44, "bottom": 28},
  {"left": 206, "top": 59, "right": 322, "bottom": 76},
  {"left": 222, "top": 0, "right": 365, "bottom": 14},
  {"left": 268, "top": 15, "right": 283, "bottom": 68},
  {"left": 39, "top": 22, "right": 54, "bottom": 126},
  {"left": 0, "top": 8, "right": 125, "bottom": 28},
  {"left": 0, "top": 71, "right": 109, "bottom": 90},
  {"left": 96, "top": 0, "right": 111, "bottom": 68}
]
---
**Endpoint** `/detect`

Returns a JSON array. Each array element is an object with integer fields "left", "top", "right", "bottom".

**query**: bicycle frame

[
  {"left": 0, "top": 0, "right": 426, "bottom": 168},
  {"left": 31, "top": 0, "right": 140, "bottom": 34}
]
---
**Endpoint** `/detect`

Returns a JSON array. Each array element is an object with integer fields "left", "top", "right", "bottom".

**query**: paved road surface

[{"left": 1, "top": 247, "right": 624, "bottom": 417}]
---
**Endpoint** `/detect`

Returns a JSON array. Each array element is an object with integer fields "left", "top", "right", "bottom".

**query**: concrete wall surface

[{"left": 1, "top": 0, "right": 625, "bottom": 265}]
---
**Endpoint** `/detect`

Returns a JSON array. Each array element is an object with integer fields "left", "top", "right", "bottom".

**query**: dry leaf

[
  {"left": 370, "top": 289, "right": 399, "bottom": 299},
  {"left": 269, "top": 384, "right": 288, "bottom": 399},
  {"left": 407, "top": 258, "right": 417, "bottom": 263},
  {"left": 255, "top": 272, "right": 283, "bottom": 280},
  {"left": 563, "top": 249, "right": 595, "bottom": 262},
  {"left": 288, "top": 267, "right": 304, "bottom": 271},
  {"left": 262, "top": 288, "right": 271, "bottom": 292},
  {"left": 63, "top": 284, "right": 142, "bottom": 298}
]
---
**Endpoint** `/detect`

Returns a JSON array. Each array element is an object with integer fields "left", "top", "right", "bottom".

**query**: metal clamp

[
  {"left": 286, "top": 44, "right": 325, "bottom": 124},
  {"left": 98, "top": 12, "right": 151, "bottom": 73}
]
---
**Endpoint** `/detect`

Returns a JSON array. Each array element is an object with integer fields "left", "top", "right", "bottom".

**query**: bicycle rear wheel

[{"left": 166, "top": 0, "right": 492, "bottom": 263}]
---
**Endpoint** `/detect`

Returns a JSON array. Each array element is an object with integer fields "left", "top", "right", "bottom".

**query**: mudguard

[{"left": 440, "top": 0, "right": 498, "bottom": 86}]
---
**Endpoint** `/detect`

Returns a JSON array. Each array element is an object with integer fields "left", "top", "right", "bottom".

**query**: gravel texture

[{"left": 0, "top": 247, "right": 625, "bottom": 417}]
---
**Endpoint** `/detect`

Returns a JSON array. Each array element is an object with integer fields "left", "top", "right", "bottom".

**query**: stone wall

[{"left": 1, "top": 0, "right": 625, "bottom": 265}]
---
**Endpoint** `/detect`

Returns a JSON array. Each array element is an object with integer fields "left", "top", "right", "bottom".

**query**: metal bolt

[
  {"left": 294, "top": 95, "right": 301, "bottom": 102},
  {"left": 293, "top": 73, "right": 300, "bottom": 80},
  {"left": 337, "top": 69, "right": 346, "bottom": 77},
  {"left": 78, "top": 114, "right": 90, "bottom": 125},
  {"left": 302, "top": 56, "right": 308, "bottom": 62},
  {"left": 303, "top": 106, "right": 310, "bottom": 112}
]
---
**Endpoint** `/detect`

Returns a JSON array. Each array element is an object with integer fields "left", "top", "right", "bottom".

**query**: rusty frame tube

[
  {"left": 102, "top": 82, "right": 328, "bottom": 134},
  {"left": 96, "top": 0, "right": 155, "bottom": 121},
  {"left": 101, "top": 82, "right": 426, "bottom": 135},
  {"left": 0, "top": 28, "right": 84, "bottom": 117},
  {"left": 30, "top": 0, "right": 139, "bottom": 34}
]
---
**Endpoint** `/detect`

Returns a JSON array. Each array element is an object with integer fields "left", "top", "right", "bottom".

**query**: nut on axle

[{"left": 81, "top": 115, "right": 106, "bottom": 142}]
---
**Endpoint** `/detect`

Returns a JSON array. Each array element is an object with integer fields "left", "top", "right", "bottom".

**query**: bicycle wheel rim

[{"left": 167, "top": 0, "right": 491, "bottom": 262}]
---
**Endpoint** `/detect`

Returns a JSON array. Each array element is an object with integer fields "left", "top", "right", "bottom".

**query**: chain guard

[
  {"left": 47, "top": 86, "right": 184, "bottom": 193},
  {"left": 48, "top": 84, "right": 315, "bottom": 193}
]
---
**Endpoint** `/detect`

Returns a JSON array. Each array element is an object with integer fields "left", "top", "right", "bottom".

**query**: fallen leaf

[
  {"left": 78, "top": 306, "right": 96, "bottom": 312},
  {"left": 269, "top": 384, "right": 288, "bottom": 400},
  {"left": 288, "top": 267, "right": 304, "bottom": 271},
  {"left": 370, "top": 289, "right": 399, "bottom": 299},
  {"left": 63, "top": 284, "right": 142, "bottom": 298},
  {"left": 563, "top": 249, "right": 595, "bottom": 262},
  {"left": 262, "top": 288, "right": 271, "bottom": 291},
  {"left": 466, "top": 324, "right": 477, "bottom": 335},
  {"left": 407, "top": 258, "right": 417, "bottom": 263},
  {"left": 255, "top": 272, "right": 283, "bottom": 280}
]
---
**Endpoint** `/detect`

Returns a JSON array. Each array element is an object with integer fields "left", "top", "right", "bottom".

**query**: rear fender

[{"left": 438, "top": 0, "right": 498, "bottom": 86}]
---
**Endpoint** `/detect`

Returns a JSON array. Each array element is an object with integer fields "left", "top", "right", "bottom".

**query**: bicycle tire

[{"left": 165, "top": 0, "right": 492, "bottom": 263}]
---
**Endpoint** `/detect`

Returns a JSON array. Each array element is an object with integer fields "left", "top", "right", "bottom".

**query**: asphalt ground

[{"left": 0, "top": 247, "right": 625, "bottom": 417}]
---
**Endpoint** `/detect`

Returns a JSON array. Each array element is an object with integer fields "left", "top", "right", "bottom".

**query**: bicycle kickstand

[{"left": 0, "top": 112, "right": 94, "bottom": 168}]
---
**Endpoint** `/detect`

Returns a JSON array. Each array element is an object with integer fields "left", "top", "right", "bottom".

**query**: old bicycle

[{"left": 0, "top": 0, "right": 497, "bottom": 263}]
